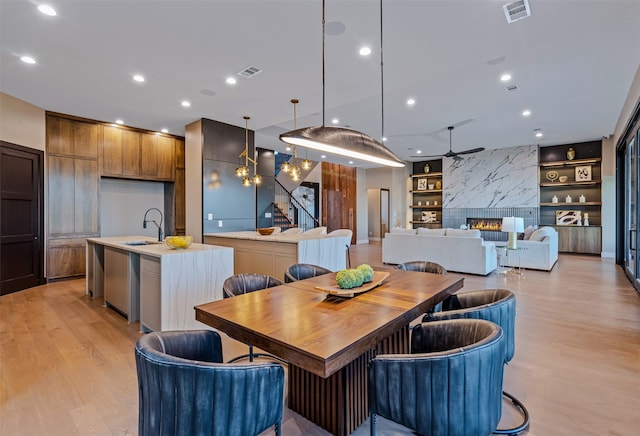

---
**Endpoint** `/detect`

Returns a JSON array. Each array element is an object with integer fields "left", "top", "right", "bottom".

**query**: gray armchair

[
  {"left": 369, "top": 319, "right": 505, "bottom": 436},
  {"left": 423, "top": 289, "right": 529, "bottom": 434},
  {"left": 135, "top": 330, "right": 284, "bottom": 436}
]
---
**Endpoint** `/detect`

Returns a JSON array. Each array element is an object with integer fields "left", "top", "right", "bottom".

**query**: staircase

[{"left": 274, "top": 180, "right": 320, "bottom": 232}]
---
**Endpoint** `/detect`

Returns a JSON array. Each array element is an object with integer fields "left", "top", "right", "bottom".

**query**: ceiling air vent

[
  {"left": 237, "top": 65, "right": 262, "bottom": 78},
  {"left": 506, "top": 84, "right": 519, "bottom": 92},
  {"left": 503, "top": 0, "right": 531, "bottom": 24}
]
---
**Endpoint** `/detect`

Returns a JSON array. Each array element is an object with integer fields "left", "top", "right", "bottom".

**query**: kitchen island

[
  {"left": 204, "top": 231, "right": 350, "bottom": 280},
  {"left": 86, "top": 236, "right": 233, "bottom": 331}
]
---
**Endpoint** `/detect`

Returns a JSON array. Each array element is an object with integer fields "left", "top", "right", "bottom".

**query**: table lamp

[{"left": 502, "top": 217, "right": 524, "bottom": 249}]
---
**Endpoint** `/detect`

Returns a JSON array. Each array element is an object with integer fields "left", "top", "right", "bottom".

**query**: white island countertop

[
  {"left": 86, "top": 236, "right": 233, "bottom": 331},
  {"left": 203, "top": 231, "right": 315, "bottom": 242},
  {"left": 86, "top": 235, "right": 227, "bottom": 256}
]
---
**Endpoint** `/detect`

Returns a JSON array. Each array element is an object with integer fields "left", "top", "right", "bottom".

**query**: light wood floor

[{"left": 1, "top": 242, "right": 639, "bottom": 435}]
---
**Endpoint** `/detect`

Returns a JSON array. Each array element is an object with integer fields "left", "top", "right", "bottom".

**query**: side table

[{"left": 495, "top": 243, "right": 527, "bottom": 276}]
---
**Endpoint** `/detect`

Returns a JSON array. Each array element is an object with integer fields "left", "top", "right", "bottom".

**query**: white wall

[
  {"left": 356, "top": 167, "right": 369, "bottom": 244},
  {"left": 0, "top": 92, "right": 45, "bottom": 150},
  {"left": 100, "top": 178, "right": 166, "bottom": 239}
]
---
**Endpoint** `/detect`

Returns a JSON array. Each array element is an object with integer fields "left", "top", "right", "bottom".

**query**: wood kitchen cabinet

[
  {"left": 102, "top": 126, "right": 141, "bottom": 177},
  {"left": 141, "top": 134, "right": 174, "bottom": 180},
  {"left": 46, "top": 115, "right": 99, "bottom": 159},
  {"left": 46, "top": 112, "right": 184, "bottom": 279}
]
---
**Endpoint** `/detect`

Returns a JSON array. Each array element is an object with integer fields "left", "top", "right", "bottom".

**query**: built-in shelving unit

[
  {"left": 539, "top": 141, "right": 602, "bottom": 254},
  {"left": 410, "top": 160, "right": 443, "bottom": 229}
]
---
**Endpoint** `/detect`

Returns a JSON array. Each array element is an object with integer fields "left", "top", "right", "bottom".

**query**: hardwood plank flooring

[{"left": 1, "top": 242, "right": 638, "bottom": 435}]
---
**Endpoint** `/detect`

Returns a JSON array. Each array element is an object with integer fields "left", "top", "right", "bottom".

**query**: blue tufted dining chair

[
  {"left": 135, "top": 330, "right": 284, "bottom": 436},
  {"left": 423, "top": 288, "right": 530, "bottom": 435},
  {"left": 369, "top": 319, "right": 505, "bottom": 436}
]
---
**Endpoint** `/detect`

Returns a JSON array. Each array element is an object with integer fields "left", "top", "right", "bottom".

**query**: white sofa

[
  {"left": 498, "top": 226, "right": 558, "bottom": 271},
  {"left": 382, "top": 228, "right": 497, "bottom": 275}
]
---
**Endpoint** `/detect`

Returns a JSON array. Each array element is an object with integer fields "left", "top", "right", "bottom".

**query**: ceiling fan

[{"left": 412, "top": 126, "right": 485, "bottom": 160}]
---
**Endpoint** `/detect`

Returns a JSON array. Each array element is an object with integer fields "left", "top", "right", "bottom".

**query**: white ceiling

[{"left": 1, "top": 0, "right": 639, "bottom": 167}]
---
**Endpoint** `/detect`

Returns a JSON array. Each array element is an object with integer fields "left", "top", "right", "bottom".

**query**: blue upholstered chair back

[
  {"left": 423, "top": 288, "right": 516, "bottom": 363},
  {"left": 223, "top": 273, "right": 283, "bottom": 298},
  {"left": 369, "top": 319, "right": 505, "bottom": 436},
  {"left": 396, "top": 260, "right": 448, "bottom": 275},
  {"left": 135, "top": 330, "right": 284, "bottom": 436},
  {"left": 284, "top": 263, "right": 332, "bottom": 283}
]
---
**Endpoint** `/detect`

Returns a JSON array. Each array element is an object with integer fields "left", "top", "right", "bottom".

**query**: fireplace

[{"left": 466, "top": 217, "right": 502, "bottom": 231}]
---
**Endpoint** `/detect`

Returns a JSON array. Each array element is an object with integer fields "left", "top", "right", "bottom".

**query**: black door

[{"left": 0, "top": 141, "right": 44, "bottom": 295}]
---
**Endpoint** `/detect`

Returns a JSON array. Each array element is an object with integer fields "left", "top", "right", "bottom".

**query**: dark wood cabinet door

[
  {"left": 122, "top": 130, "right": 141, "bottom": 177},
  {"left": 102, "top": 125, "right": 123, "bottom": 176},
  {"left": 0, "top": 142, "right": 44, "bottom": 294}
]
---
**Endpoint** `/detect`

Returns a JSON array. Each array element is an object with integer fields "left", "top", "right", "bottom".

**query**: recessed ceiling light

[
  {"left": 348, "top": 161, "right": 354, "bottom": 165},
  {"left": 20, "top": 56, "right": 36, "bottom": 64},
  {"left": 226, "top": 77, "right": 237, "bottom": 85},
  {"left": 407, "top": 98, "right": 416, "bottom": 106},
  {"left": 321, "top": 155, "right": 327, "bottom": 159},
  {"left": 161, "top": 128, "right": 168, "bottom": 134},
  {"left": 181, "top": 100, "right": 191, "bottom": 107},
  {"left": 115, "top": 119, "right": 124, "bottom": 125},
  {"left": 274, "top": 151, "right": 279, "bottom": 155},
  {"left": 133, "top": 74, "right": 145, "bottom": 82},
  {"left": 286, "top": 146, "right": 291, "bottom": 152},
  {"left": 37, "top": 4, "right": 57, "bottom": 16},
  {"left": 416, "top": 150, "right": 422, "bottom": 154},
  {"left": 500, "top": 73, "right": 512, "bottom": 82},
  {"left": 359, "top": 47, "right": 371, "bottom": 56},
  {"left": 382, "top": 137, "right": 387, "bottom": 142},
  {"left": 522, "top": 110, "right": 531, "bottom": 117},
  {"left": 331, "top": 118, "right": 339, "bottom": 124},
  {"left": 535, "top": 132, "right": 543, "bottom": 138}
]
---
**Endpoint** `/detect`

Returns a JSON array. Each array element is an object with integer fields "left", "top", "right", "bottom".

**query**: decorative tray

[{"left": 314, "top": 271, "right": 389, "bottom": 298}]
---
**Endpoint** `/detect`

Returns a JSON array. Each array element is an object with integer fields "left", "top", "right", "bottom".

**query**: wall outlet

[
  {"left": 265, "top": 212, "right": 272, "bottom": 218},
  {"left": 218, "top": 220, "right": 223, "bottom": 227},
  {"left": 207, "top": 213, "right": 213, "bottom": 220}
]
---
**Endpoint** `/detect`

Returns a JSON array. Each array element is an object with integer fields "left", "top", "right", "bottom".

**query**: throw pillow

[
  {"left": 529, "top": 226, "right": 556, "bottom": 242},
  {"left": 390, "top": 227, "right": 417, "bottom": 235},
  {"left": 445, "top": 228, "right": 481, "bottom": 238},
  {"left": 417, "top": 227, "right": 446, "bottom": 236},
  {"left": 523, "top": 225, "right": 538, "bottom": 240}
]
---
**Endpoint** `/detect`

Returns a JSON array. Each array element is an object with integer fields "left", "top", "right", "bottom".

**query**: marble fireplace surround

[{"left": 436, "top": 144, "right": 539, "bottom": 241}]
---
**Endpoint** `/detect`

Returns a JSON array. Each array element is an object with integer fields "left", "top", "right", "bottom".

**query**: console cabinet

[{"left": 539, "top": 141, "right": 602, "bottom": 254}]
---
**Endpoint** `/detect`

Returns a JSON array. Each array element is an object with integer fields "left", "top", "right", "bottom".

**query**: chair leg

[
  {"left": 346, "top": 244, "right": 351, "bottom": 268},
  {"left": 370, "top": 412, "right": 376, "bottom": 436},
  {"left": 493, "top": 390, "right": 530, "bottom": 435},
  {"left": 275, "top": 421, "right": 281, "bottom": 436}
]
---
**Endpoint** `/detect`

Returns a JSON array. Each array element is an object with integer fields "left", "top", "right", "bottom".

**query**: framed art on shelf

[
  {"left": 575, "top": 165, "right": 592, "bottom": 181},
  {"left": 556, "top": 210, "right": 581, "bottom": 225},
  {"left": 421, "top": 211, "right": 438, "bottom": 223},
  {"left": 417, "top": 178, "right": 427, "bottom": 191}
]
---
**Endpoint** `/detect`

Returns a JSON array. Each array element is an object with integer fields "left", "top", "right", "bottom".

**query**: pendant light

[
  {"left": 237, "top": 115, "right": 260, "bottom": 187},
  {"left": 279, "top": 0, "right": 404, "bottom": 168}
]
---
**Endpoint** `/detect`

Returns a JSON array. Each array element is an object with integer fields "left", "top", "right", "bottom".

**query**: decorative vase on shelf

[
  {"left": 567, "top": 147, "right": 576, "bottom": 160},
  {"left": 579, "top": 194, "right": 586, "bottom": 203},
  {"left": 566, "top": 195, "right": 572, "bottom": 203},
  {"left": 577, "top": 218, "right": 582, "bottom": 226},
  {"left": 424, "top": 163, "right": 430, "bottom": 173},
  {"left": 552, "top": 195, "right": 558, "bottom": 203},
  {"left": 435, "top": 180, "right": 442, "bottom": 189},
  {"left": 584, "top": 213, "right": 589, "bottom": 226}
]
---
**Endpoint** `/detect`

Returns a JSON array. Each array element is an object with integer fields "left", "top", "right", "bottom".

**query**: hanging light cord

[
  {"left": 322, "top": 0, "right": 326, "bottom": 127},
  {"left": 380, "top": 0, "right": 384, "bottom": 141}
]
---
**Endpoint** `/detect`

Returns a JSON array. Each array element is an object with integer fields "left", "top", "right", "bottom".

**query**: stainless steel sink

[{"left": 121, "top": 240, "right": 162, "bottom": 246}]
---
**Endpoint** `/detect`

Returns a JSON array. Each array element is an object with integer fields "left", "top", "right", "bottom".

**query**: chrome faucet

[{"left": 143, "top": 208, "right": 164, "bottom": 242}]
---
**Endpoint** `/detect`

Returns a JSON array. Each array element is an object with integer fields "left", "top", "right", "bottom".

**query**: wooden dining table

[{"left": 195, "top": 268, "right": 464, "bottom": 436}]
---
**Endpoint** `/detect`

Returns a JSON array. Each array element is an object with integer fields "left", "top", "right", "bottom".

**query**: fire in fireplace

[{"left": 466, "top": 218, "right": 502, "bottom": 231}]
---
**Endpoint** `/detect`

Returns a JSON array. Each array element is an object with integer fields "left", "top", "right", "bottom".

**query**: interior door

[
  {"left": 624, "top": 135, "right": 638, "bottom": 283},
  {"left": 0, "top": 141, "right": 44, "bottom": 295}
]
